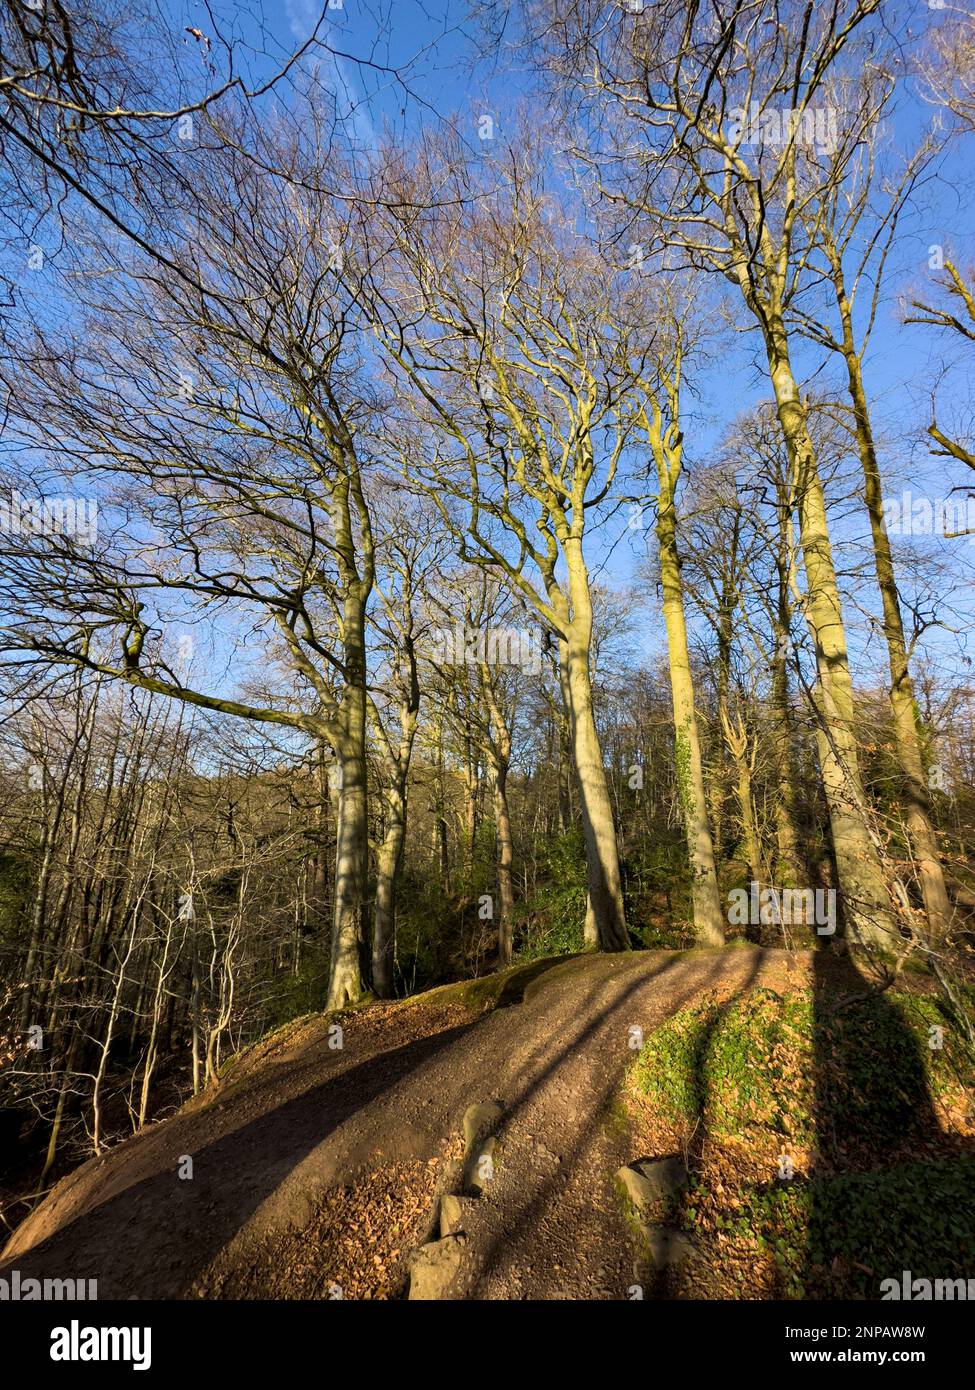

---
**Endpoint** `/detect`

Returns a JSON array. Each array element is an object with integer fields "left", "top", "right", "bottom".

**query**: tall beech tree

[
  {"left": 372, "top": 140, "right": 650, "bottom": 951},
  {"left": 635, "top": 314, "right": 725, "bottom": 945},
  {"left": 526, "top": 0, "right": 899, "bottom": 950},
  {"left": 367, "top": 505, "right": 443, "bottom": 997},
  {"left": 789, "top": 88, "right": 953, "bottom": 942},
  {"left": 423, "top": 572, "right": 525, "bottom": 965},
  {"left": 679, "top": 459, "right": 773, "bottom": 889}
]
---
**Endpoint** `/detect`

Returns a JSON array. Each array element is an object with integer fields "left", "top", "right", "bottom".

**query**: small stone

[
  {"left": 439, "top": 1193, "right": 472, "bottom": 1237},
  {"left": 408, "top": 1234, "right": 467, "bottom": 1300},
  {"left": 462, "top": 1136, "right": 496, "bottom": 1195},
  {"left": 617, "top": 1155, "right": 688, "bottom": 1208},
  {"left": 462, "top": 1100, "right": 503, "bottom": 1148}
]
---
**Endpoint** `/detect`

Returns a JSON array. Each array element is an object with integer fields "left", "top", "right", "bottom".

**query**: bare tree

[
  {"left": 370, "top": 137, "right": 663, "bottom": 951},
  {"left": 520, "top": 0, "right": 899, "bottom": 949},
  {"left": 634, "top": 307, "right": 725, "bottom": 945},
  {"left": 0, "top": 120, "right": 386, "bottom": 1008}
]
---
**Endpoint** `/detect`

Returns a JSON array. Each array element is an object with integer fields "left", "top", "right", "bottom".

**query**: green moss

[
  {"left": 630, "top": 984, "right": 975, "bottom": 1298},
  {"left": 721, "top": 1159, "right": 975, "bottom": 1299},
  {"left": 674, "top": 724, "right": 694, "bottom": 819},
  {"left": 634, "top": 987, "right": 972, "bottom": 1144},
  {"left": 409, "top": 952, "right": 588, "bottom": 1013}
]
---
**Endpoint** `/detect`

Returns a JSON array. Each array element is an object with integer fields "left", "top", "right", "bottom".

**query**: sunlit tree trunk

[
  {"left": 831, "top": 266, "right": 951, "bottom": 942},
  {"left": 325, "top": 489, "right": 373, "bottom": 1009},
  {"left": 770, "top": 645, "right": 804, "bottom": 883},
  {"left": 492, "top": 765, "right": 516, "bottom": 964},
  {"left": 656, "top": 488, "right": 726, "bottom": 946},
  {"left": 640, "top": 368, "right": 725, "bottom": 947},
  {"left": 765, "top": 325, "right": 896, "bottom": 950},
  {"left": 769, "top": 488, "right": 805, "bottom": 884},
  {"left": 559, "top": 540, "right": 628, "bottom": 951},
  {"left": 720, "top": 704, "right": 762, "bottom": 883},
  {"left": 326, "top": 698, "right": 370, "bottom": 1010}
]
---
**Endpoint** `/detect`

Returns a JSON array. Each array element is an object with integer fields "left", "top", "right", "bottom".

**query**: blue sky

[{"left": 5, "top": 0, "right": 975, "bottom": 717}]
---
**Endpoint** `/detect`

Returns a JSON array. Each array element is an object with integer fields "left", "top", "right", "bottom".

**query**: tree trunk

[
  {"left": 372, "top": 784, "right": 406, "bottom": 999},
  {"left": 770, "top": 638, "right": 804, "bottom": 882},
  {"left": 560, "top": 540, "right": 628, "bottom": 951},
  {"left": 325, "top": 718, "right": 370, "bottom": 1010},
  {"left": 190, "top": 936, "right": 202, "bottom": 1096},
  {"left": 707, "top": 607, "right": 734, "bottom": 863},
  {"left": 656, "top": 473, "right": 726, "bottom": 946},
  {"left": 834, "top": 276, "right": 952, "bottom": 943},
  {"left": 765, "top": 324, "right": 896, "bottom": 950},
  {"left": 734, "top": 747, "right": 762, "bottom": 883},
  {"left": 557, "top": 720, "right": 573, "bottom": 834},
  {"left": 770, "top": 509, "right": 805, "bottom": 883},
  {"left": 493, "top": 763, "right": 516, "bottom": 965}
]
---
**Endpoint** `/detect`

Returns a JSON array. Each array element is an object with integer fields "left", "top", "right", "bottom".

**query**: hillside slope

[{"left": 2, "top": 948, "right": 829, "bottom": 1299}]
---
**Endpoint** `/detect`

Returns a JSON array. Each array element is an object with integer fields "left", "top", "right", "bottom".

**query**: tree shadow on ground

[
  {"left": 0, "top": 1018, "right": 492, "bottom": 1297},
  {"left": 665, "top": 939, "right": 975, "bottom": 1300},
  {"left": 638, "top": 950, "right": 763, "bottom": 1298},
  {"left": 802, "top": 941, "right": 975, "bottom": 1299},
  {"left": 459, "top": 951, "right": 772, "bottom": 1298},
  {"left": 464, "top": 953, "right": 690, "bottom": 1297}
]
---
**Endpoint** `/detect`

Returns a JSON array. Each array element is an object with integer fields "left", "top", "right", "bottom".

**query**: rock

[
  {"left": 462, "top": 1100, "right": 503, "bottom": 1149},
  {"left": 642, "top": 1225, "right": 696, "bottom": 1270},
  {"left": 408, "top": 1234, "right": 467, "bottom": 1300},
  {"left": 617, "top": 1155, "right": 688, "bottom": 1208},
  {"left": 439, "top": 1193, "right": 472, "bottom": 1237},
  {"left": 462, "top": 1136, "right": 496, "bottom": 1195},
  {"left": 288, "top": 1193, "right": 317, "bottom": 1232}
]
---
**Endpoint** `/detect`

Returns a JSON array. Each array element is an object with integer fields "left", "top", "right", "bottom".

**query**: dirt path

[{"left": 2, "top": 947, "right": 807, "bottom": 1299}]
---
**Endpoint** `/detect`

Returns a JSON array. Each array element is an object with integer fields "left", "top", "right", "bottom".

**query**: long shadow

[
  {"left": 639, "top": 950, "right": 767, "bottom": 1298},
  {"left": 497, "top": 953, "right": 685, "bottom": 1125},
  {"left": 1, "top": 951, "right": 589, "bottom": 1294},
  {"left": 0, "top": 1018, "right": 490, "bottom": 1299},
  {"left": 468, "top": 949, "right": 765, "bottom": 1297},
  {"left": 803, "top": 941, "right": 975, "bottom": 1299},
  {"left": 463, "top": 956, "right": 692, "bottom": 1295},
  {"left": 670, "top": 941, "right": 975, "bottom": 1300}
]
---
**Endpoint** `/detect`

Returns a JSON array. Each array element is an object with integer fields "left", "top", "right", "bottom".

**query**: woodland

[{"left": 1, "top": 0, "right": 975, "bottom": 1305}]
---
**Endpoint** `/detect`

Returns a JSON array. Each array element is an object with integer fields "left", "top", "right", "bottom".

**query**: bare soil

[{"left": 1, "top": 947, "right": 812, "bottom": 1299}]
